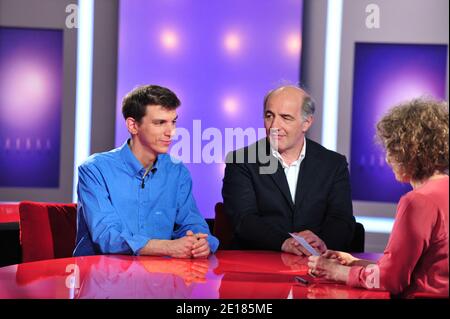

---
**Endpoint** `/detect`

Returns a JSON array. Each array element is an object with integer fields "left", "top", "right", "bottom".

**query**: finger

[
  {"left": 192, "top": 245, "right": 208, "bottom": 256},
  {"left": 322, "top": 250, "right": 336, "bottom": 259},
  {"left": 304, "top": 237, "right": 324, "bottom": 248},
  {"left": 306, "top": 239, "right": 326, "bottom": 253},
  {"left": 313, "top": 270, "right": 324, "bottom": 277},
  {"left": 302, "top": 235, "right": 317, "bottom": 243},
  {"left": 308, "top": 269, "right": 317, "bottom": 278},
  {"left": 186, "top": 230, "right": 194, "bottom": 236},
  {"left": 192, "top": 238, "right": 207, "bottom": 250},
  {"left": 185, "top": 236, "right": 197, "bottom": 245},
  {"left": 195, "top": 232, "right": 209, "bottom": 239},
  {"left": 192, "top": 239, "right": 209, "bottom": 250},
  {"left": 192, "top": 245, "right": 210, "bottom": 257},
  {"left": 289, "top": 244, "right": 305, "bottom": 256},
  {"left": 185, "top": 248, "right": 194, "bottom": 258},
  {"left": 338, "top": 258, "right": 349, "bottom": 265},
  {"left": 308, "top": 256, "right": 319, "bottom": 263},
  {"left": 298, "top": 230, "right": 312, "bottom": 237},
  {"left": 193, "top": 249, "right": 210, "bottom": 258},
  {"left": 295, "top": 244, "right": 311, "bottom": 256},
  {"left": 317, "top": 243, "right": 327, "bottom": 254}
]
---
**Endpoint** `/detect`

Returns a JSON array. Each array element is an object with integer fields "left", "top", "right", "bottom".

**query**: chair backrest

[
  {"left": 213, "top": 202, "right": 365, "bottom": 252},
  {"left": 19, "top": 201, "right": 77, "bottom": 263},
  {"left": 350, "top": 222, "right": 365, "bottom": 253},
  {"left": 213, "top": 202, "right": 233, "bottom": 250}
]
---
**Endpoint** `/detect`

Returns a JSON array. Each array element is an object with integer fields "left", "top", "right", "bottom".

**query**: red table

[{"left": 0, "top": 250, "right": 389, "bottom": 299}]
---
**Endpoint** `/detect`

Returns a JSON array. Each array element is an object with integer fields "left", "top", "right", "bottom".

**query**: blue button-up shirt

[{"left": 73, "top": 141, "right": 219, "bottom": 256}]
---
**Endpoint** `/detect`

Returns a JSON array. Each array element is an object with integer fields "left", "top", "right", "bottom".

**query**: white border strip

[
  {"left": 73, "top": 0, "right": 95, "bottom": 202},
  {"left": 321, "top": 0, "right": 343, "bottom": 151},
  {"left": 356, "top": 216, "right": 395, "bottom": 234}
]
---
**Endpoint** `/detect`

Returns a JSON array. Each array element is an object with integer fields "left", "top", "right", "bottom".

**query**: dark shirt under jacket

[{"left": 222, "top": 138, "right": 355, "bottom": 251}]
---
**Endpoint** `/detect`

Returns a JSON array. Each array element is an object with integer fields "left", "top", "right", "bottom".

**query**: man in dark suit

[{"left": 222, "top": 86, "right": 355, "bottom": 255}]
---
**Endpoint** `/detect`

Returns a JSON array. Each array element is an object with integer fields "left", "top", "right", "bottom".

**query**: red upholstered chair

[{"left": 19, "top": 201, "right": 77, "bottom": 263}]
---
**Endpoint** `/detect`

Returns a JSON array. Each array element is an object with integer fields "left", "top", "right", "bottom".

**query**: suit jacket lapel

[
  {"left": 257, "top": 138, "right": 295, "bottom": 210},
  {"left": 269, "top": 161, "right": 295, "bottom": 209}
]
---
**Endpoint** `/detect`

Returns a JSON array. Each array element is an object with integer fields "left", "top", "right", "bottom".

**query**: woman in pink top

[{"left": 308, "top": 98, "right": 449, "bottom": 298}]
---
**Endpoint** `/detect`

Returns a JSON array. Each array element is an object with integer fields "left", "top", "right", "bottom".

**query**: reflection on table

[{"left": 0, "top": 251, "right": 389, "bottom": 299}]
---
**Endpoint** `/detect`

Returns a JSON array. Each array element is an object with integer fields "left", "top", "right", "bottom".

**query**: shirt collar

[
  {"left": 119, "top": 139, "right": 162, "bottom": 176},
  {"left": 271, "top": 137, "right": 306, "bottom": 169}
]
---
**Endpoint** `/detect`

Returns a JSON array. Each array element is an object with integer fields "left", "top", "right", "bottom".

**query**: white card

[{"left": 289, "top": 233, "right": 320, "bottom": 256}]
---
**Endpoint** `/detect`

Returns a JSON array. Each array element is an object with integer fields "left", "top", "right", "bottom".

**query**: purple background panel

[
  {"left": 350, "top": 42, "right": 448, "bottom": 203},
  {"left": 116, "top": 0, "right": 303, "bottom": 218},
  {"left": 0, "top": 27, "right": 63, "bottom": 188}
]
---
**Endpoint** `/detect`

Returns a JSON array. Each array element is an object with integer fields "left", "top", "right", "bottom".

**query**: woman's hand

[
  {"left": 322, "top": 250, "right": 357, "bottom": 266},
  {"left": 307, "top": 256, "right": 350, "bottom": 283}
]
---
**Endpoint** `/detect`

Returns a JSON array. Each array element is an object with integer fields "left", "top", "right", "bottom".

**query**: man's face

[
  {"left": 264, "top": 88, "right": 313, "bottom": 155},
  {"left": 130, "top": 105, "right": 178, "bottom": 155}
]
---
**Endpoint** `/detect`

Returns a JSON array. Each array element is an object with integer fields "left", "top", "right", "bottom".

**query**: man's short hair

[
  {"left": 122, "top": 85, "right": 181, "bottom": 123},
  {"left": 263, "top": 85, "right": 315, "bottom": 119}
]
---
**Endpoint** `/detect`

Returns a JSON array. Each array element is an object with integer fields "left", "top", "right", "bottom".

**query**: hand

[
  {"left": 282, "top": 230, "right": 327, "bottom": 256},
  {"left": 186, "top": 230, "right": 211, "bottom": 258},
  {"left": 322, "top": 250, "right": 356, "bottom": 266},
  {"left": 307, "top": 256, "right": 350, "bottom": 283},
  {"left": 281, "top": 237, "right": 306, "bottom": 256},
  {"left": 295, "top": 230, "right": 327, "bottom": 255},
  {"left": 166, "top": 233, "right": 197, "bottom": 258}
]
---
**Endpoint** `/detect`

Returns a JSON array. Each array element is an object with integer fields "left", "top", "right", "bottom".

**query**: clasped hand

[{"left": 168, "top": 230, "right": 211, "bottom": 258}]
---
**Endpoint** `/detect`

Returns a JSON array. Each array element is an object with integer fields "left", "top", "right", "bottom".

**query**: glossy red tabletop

[
  {"left": 0, "top": 251, "right": 389, "bottom": 299},
  {"left": 0, "top": 202, "right": 19, "bottom": 224}
]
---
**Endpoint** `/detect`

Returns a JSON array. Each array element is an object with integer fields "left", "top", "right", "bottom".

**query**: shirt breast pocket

[{"left": 148, "top": 207, "right": 177, "bottom": 238}]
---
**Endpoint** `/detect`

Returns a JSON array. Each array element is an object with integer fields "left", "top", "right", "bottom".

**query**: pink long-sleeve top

[{"left": 347, "top": 176, "right": 449, "bottom": 298}]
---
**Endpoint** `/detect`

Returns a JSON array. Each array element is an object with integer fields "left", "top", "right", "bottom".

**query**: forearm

[
  {"left": 332, "top": 264, "right": 351, "bottom": 283},
  {"left": 138, "top": 239, "right": 171, "bottom": 256},
  {"left": 350, "top": 259, "right": 376, "bottom": 267}
]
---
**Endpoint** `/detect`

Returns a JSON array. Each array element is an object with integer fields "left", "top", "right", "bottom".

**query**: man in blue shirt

[{"left": 74, "top": 85, "right": 219, "bottom": 258}]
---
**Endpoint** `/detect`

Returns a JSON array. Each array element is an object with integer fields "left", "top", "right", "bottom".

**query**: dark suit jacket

[{"left": 222, "top": 138, "right": 355, "bottom": 251}]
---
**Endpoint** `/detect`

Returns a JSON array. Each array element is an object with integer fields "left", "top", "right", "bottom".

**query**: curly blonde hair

[{"left": 376, "top": 98, "right": 449, "bottom": 182}]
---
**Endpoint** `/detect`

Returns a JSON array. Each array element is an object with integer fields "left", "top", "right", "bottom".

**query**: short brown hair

[
  {"left": 376, "top": 98, "right": 449, "bottom": 181},
  {"left": 122, "top": 85, "right": 180, "bottom": 123}
]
